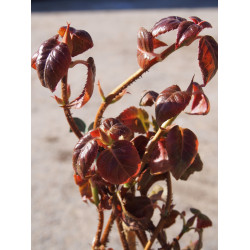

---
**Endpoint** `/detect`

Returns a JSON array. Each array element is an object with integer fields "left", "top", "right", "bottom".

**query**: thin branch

[
  {"left": 93, "top": 43, "right": 177, "bottom": 128},
  {"left": 100, "top": 211, "right": 116, "bottom": 247},
  {"left": 61, "top": 75, "right": 83, "bottom": 139},
  {"left": 116, "top": 217, "right": 130, "bottom": 250},
  {"left": 135, "top": 230, "right": 148, "bottom": 247},
  {"left": 144, "top": 172, "right": 172, "bottom": 250},
  {"left": 92, "top": 209, "right": 104, "bottom": 249}
]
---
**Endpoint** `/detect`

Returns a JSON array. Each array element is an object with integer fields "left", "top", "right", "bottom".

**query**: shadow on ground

[{"left": 32, "top": 0, "right": 217, "bottom": 12}]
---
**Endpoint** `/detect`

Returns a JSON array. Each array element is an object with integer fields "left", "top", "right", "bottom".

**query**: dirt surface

[{"left": 31, "top": 8, "right": 218, "bottom": 250}]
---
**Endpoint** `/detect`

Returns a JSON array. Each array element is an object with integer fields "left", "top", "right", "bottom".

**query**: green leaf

[
  {"left": 70, "top": 117, "right": 86, "bottom": 133},
  {"left": 88, "top": 122, "right": 94, "bottom": 131}
]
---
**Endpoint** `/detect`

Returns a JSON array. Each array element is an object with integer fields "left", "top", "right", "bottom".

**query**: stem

[
  {"left": 92, "top": 209, "right": 104, "bottom": 249},
  {"left": 93, "top": 43, "right": 177, "bottom": 128},
  {"left": 135, "top": 230, "right": 148, "bottom": 247},
  {"left": 100, "top": 211, "right": 116, "bottom": 247},
  {"left": 116, "top": 217, "right": 130, "bottom": 250},
  {"left": 141, "top": 116, "right": 177, "bottom": 171},
  {"left": 61, "top": 75, "right": 83, "bottom": 139},
  {"left": 144, "top": 172, "right": 172, "bottom": 250}
]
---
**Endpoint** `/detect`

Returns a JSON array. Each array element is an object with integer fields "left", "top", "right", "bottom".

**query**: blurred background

[{"left": 31, "top": 1, "right": 218, "bottom": 249}]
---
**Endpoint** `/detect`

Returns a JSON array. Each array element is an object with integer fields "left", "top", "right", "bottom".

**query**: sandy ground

[{"left": 31, "top": 8, "right": 218, "bottom": 250}]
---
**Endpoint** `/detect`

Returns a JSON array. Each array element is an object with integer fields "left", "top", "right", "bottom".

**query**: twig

[
  {"left": 116, "top": 217, "right": 130, "bottom": 250},
  {"left": 93, "top": 43, "right": 177, "bottom": 128},
  {"left": 100, "top": 211, "right": 116, "bottom": 247},
  {"left": 92, "top": 209, "right": 104, "bottom": 249},
  {"left": 144, "top": 172, "right": 172, "bottom": 250},
  {"left": 61, "top": 74, "right": 83, "bottom": 139},
  {"left": 135, "top": 230, "right": 148, "bottom": 247}
]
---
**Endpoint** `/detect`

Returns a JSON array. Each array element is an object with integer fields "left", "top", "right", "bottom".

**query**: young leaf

[
  {"left": 96, "top": 140, "right": 141, "bottom": 184},
  {"left": 35, "top": 35, "right": 60, "bottom": 88},
  {"left": 163, "top": 210, "right": 180, "bottom": 228},
  {"left": 137, "top": 49, "right": 151, "bottom": 69},
  {"left": 187, "top": 81, "right": 210, "bottom": 115},
  {"left": 69, "top": 117, "right": 86, "bottom": 133},
  {"left": 72, "top": 132, "right": 99, "bottom": 178},
  {"left": 118, "top": 106, "right": 150, "bottom": 133},
  {"left": 58, "top": 25, "right": 93, "bottom": 57},
  {"left": 155, "top": 85, "right": 191, "bottom": 126},
  {"left": 66, "top": 57, "right": 96, "bottom": 109},
  {"left": 151, "top": 16, "right": 186, "bottom": 37},
  {"left": 176, "top": 21, "right": 202, "bottom": 48},
  {"left": 166, "top": 125, "right": 198, "bottom": 180},
  {"left": 31, "top": 51, "right": 38, "bottom": 70},
  {"left": 131, "top": 135, "right": 149, "bottom": 159},
  {"left": 180, "top": 153, "right": 203, "bottom": 180},
  {"left": 149, "top": 138, "right": 173, "bottom": 175},
  {"left": 122, "top": 194, "right": 154, "bottom": 230},
  {"left": 137, "top": 169, "right": 168, "bottom": 195},
  {"left": 196, "top": 213, "right": 212, "bottom": 229},
  {"left": 139, "top": 90, "right": 159, "bottom": 107},
  {"left": 137, "top": 27, "right": 154, "bottom": 53},
  {"left": 198, "top": 35, "right": 218, "bottom": 86}
]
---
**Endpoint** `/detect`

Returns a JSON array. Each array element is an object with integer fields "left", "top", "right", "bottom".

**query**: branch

[
  {"left": 92, "top": 209, "right": 104, "bottom": 249},
  {"left": 100, "top": 211, "right": 116, "bottom": 247},
  {"left": 144, "top": 172, "right": 172, "bottom": 250},
  {"left": 93, "top": 43, "right": 177, "bottom": 128},
  {"left": 61, "top": 75, "right": 83, "bottom": 139}
]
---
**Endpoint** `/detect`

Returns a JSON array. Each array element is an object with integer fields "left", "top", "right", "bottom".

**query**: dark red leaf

[
  {"left": 199, "top": 21, "right": 212, "bottom": 29},
  {"left": 97, "top": 140, "right": 141, "bottom": 184},
  {"left": 122, "top": 194, "right": 154, "bottom": 230},
  {"left": 67, "top": 57, "right": 96, "bottom": 109},
  {"left": 44, "top": 42, "right": 71, "bottom": 92},
  {"left": 79, "top": 179, "right": 93, "bottom": 203},
  {"left": 149, "top": 138, "right": 173, "bottom": 175},
  {"left": 198, "top": 35, "right": 218, "bottom": 86},
  {"left": 153, "top": 37, "right": 167, "bottom": 49},
  {"left": 163, "top": 210, "right": 180, "bottom": 228},
  {"left": 139, "top": 90, "right": 159, "bottom": 107},
  {"left": 186, "top": 81, "right": 210, "bottom": 115},
  {"left": 72, "top": 132, "right": 99, "bottom": 179},
  {"left": 131, "top": 135, "right": 149, "bottom": 159},
  {"left": 151, "top": 16, "right": 186, "bottom": 37},
  {"left": 137, "top": 169, "right": 168, "bottom": 195},
  {"left": 58, "top": 26, "right": 93, "bottom": 57},
  {"left": 197, "top": 213, "right": 212, "bottom": 229},
  {"left": 180, "top": 153, "right": 203, "bottom": 180},
  {"left": 155, "top": 85, "right": 191, "bottom": 126},
  {"left": 176, "top": 21, "right": 202, "bottom": 48},
  {"left": 137, "top": 27, "right": 154, "bottom": 53},
  {"left": 118, "top": 106, "right": 150, "bottom": 134},
  {"left": 189, "top": 16, "right": 202, "bottom": 24},
  {"left": 186, "top": 215, "right": 196, "bottom": 228},
  {"left": 166, "top": 125, "right": 198, "bottom": 180},
  {"left": 100, "top": 118, "right": 133, "bottom": 142},
  {"left": 35, "top": 35, "right": 60, "bottom": 88},
  {"left": 137, "top": 49, "right": 151, "bottom": 69}
]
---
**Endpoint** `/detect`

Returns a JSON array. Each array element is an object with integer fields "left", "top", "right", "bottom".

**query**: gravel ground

[{"left": 31, "top": 8, "right": 218, "bottom": 250}]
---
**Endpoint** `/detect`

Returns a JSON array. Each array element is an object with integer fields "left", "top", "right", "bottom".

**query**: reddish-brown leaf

[
  {"left": 187, "top": 81, "right": 210, "bottom": 115},
  {"left": 137, "top": 49, "right": 150, "bottom": 69},
  {"left": 180, "top": 153, "right": 203, "bottom": 180},
  {"left": 166, "top": 125, "right": 198, "bottom": 180},
  {"left": 67, "top": 57, "right": 96, "bottom": 109},
  {"left": 131, "top": 135, "right": 149, "bottom": 159},
  {"left": 137, "top": 169, "right": 168, "bottom": 195},
  {"left": 72, "top": 132, "right": 99, "bottom": 178},
  {"left": 118, "top": 106, "right": 150, "bottom": 134},
  {"left": 149, "top": 138, "right": 173, "bottom": 175},
  {"left": 198, "top": 35, "right": 218, "bottom": 86},
  {"left": 176, "top": 21, "right": 202, "bottom": 48},
  {"left": 58, "top": 26, "right": 93, "bottom": 57},
  {"left": 122, "top": 194, "right": 154, "bottom": 230},
  {"left": 189, "top": 16, "right": 202, "bottom": 24},
  {"left": 163, "top": 210, "right": 180, "bottom": 228},
  {"left": 139, "top": 90, "right": 159, "bottom": 107},
  {"left": 137, "top": 27, "right": 154, "bottom": 53},
  {"left": 96, "top": 140, "right": 141, "bottom": 184},
  {"left": 100, "top": 118, "right": 132, "bottom": 142},
  {"left": 35, "top": 35, "right": 60, "bottom": 88},
  {"left": 155, "top": 85, "right": 191, "bottom": 126},
  {"left": 151, "top": 16, "right": 186, "bottom": 37},
  {"left": 197, "top": 213, "right": 212, "bottom": 229}
]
